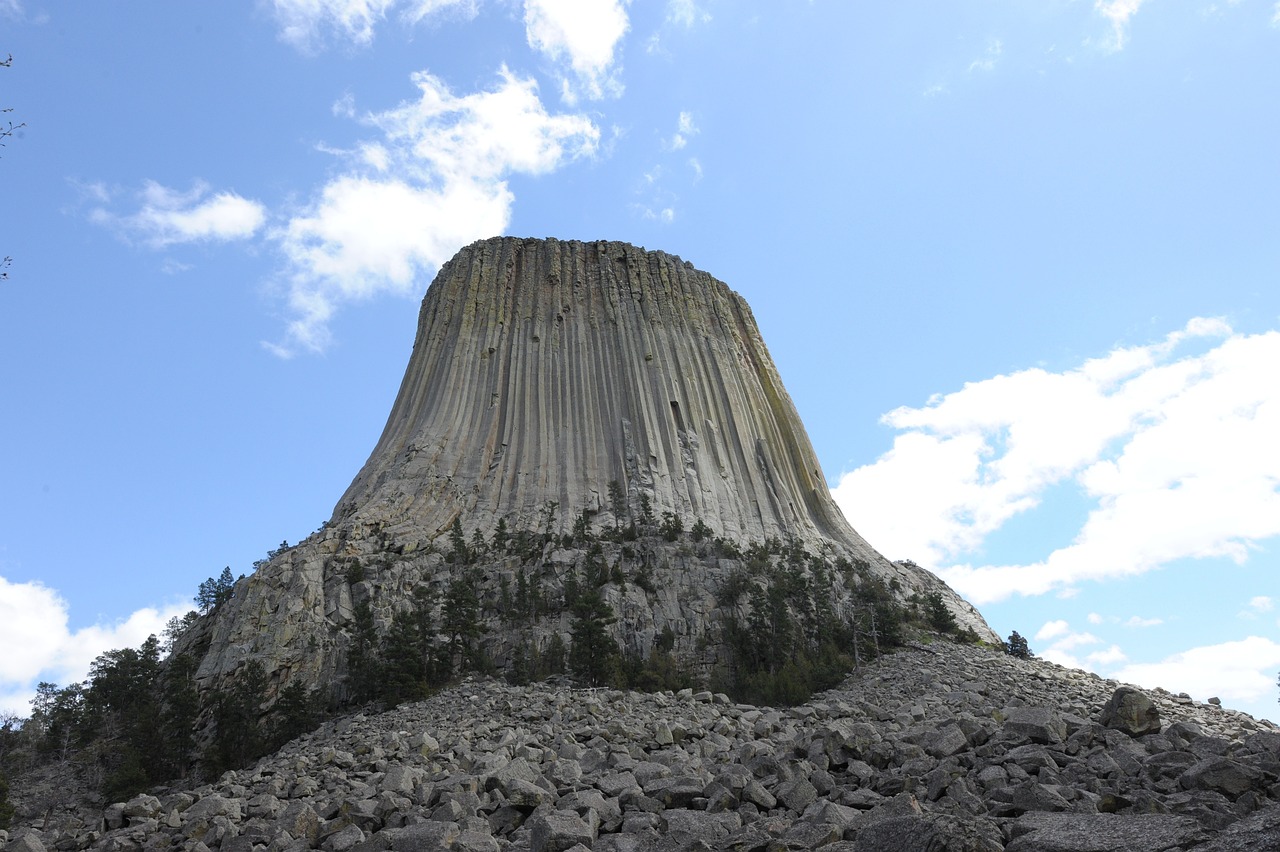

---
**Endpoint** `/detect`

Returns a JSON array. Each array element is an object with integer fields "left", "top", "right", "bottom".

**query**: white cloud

[
  {"left": 1110, "top": 636, "right": 1280, "bottom": 714},
  {"left": 272, "top": 0, "right": 397, "bottom": 48},
  {"left": 1249, "top": 595, "right": 1273, "bottom": 612},
  {"left": 1124, "top": 615, "right": 1163, "bottom": 628},
  {"left": 0, "top": 574, "right": 192, "bottom": 713},
  {"left": 1086, "top": 645, "right": 1127, "bottom": 666},
  {"left": 832, "top": 319, "right": 1280, "bottom": 605},
  {"left": 968, "top": 38, "right": 1002, "bottom": 73},
  {"left": 1036, "top": 619, "right": 1070, "bottom": 641},
  {"left": 270, "top": 66, "right": 598, "bottom": 355},
  {"left": 1087, "top": 612, "right": 1103, "bottom": 625},
  {"left": 1273, "top": 3, "right": 1280, "bottom": 28},
  {"left": 524, "top": 0, "right": 630, "bottom": 102},
  {"left": 94, "top": 181, "right": 267, "bottom": 248},
  {"left": 1052, "top": 631, "right": 1101, "bottom": 651},
  {"left": 1094, "top": 0, "right": 1148, "bottom": 52},
  {"left": 0, "top": 0, "right": 22, "bottom": 19},
  {"left": 271, "top": 0, "right": 478, "bottom": 49},
  {"left": 666, "top": 111, "right": 698, "bottom": 150},
  {"left": 665, "top": 0, "right": 709, "bottom": 28}
]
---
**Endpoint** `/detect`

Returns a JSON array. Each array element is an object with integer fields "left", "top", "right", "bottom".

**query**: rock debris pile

[{"left": 6, "top": 642, "right": 1278, "bottom": 852}]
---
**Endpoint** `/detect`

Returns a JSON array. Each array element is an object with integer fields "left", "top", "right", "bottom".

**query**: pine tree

[
  {"left": 162, "top": 653, "right": 199, "bottom": 777},
  {"left": 441, "top": 573, "right": 482, "bottom": 675},
  {"left": 607, "top": 479, "right": 627, "bottom": 532},
  {"left": 1005, "top": 631, "right": 1031, "bottom": 659},
  {"left": 0, "top": 771, "right": 14, "bottom": 830},
  {"left": 207, "top": 661, "right": 268, "bottom": 774},
  {"left": 346, "top": 601, "right": 381, "bottom": 703},
  {"left": 196, "top": 567, "right": 236, "bottom": 613},
  {"left": 448, "top": 518, "right": 470, "bottom": 565},
  {"left": 569, "top": 588, "right": 619, "bottom": 686},
  {"left": 270, "top": 682, "right": 321, "bottom": 748}
]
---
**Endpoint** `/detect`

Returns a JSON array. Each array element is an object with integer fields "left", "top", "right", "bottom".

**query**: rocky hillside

[
  {"left": 8, "top": 641, "right": 1277, "bottom": 851},
  {"left": 180, "top": 237, "right": 994, "bottom": 708}
]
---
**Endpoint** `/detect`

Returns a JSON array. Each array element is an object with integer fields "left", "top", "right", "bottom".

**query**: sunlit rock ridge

[{"left": 187, "top": 237, "right": 993, "bottom": 699}]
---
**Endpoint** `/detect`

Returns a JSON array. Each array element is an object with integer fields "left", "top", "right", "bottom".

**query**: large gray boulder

[{"left": 1100, "top": 686, "right": 1162, "bottom": 737}]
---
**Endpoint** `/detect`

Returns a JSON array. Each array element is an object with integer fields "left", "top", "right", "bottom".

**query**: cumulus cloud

[
  {"left": 1094, "top": 0, "right": 1148, "bottom": 51},
  {"left": 269, "top": 66, "right": 598, "bottom": 355},
  {"left": 0, "top": 574, "right": 192, "bottom": 713},
  {"left": 524, "top": 0, "right": 630, "bottom": 102},
  {"left": 1035, "top": 619, "right": 1069, "bottom": 641},
  {"left": 92, "top": 181, "right": 266, "bottom": 248},
  {"left": 832, "top": 319, "right": 1280, "bottom": 604},
  {"left": 1086, "top": 645, "right": 1127, "bottom": 666},
  {"left": 1111, "top": 636, "right": 1280, "bottom": 712}
]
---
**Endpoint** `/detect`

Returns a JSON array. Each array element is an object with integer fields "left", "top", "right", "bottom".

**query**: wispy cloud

[
  {"left": 1094, "top": 0, "right": 1148, "bottom": 52},
  {"left": 91, "top": 180, "right": 266, "bottom": 248},
  {"left": 832, "top": 318, "right": 1280, "bottom": 604},
  {"left": 268, "top": 66, "right": 598, "bottom": 356},
  {"left": 968, "top": 38, "right": 1003, "bottom": 73},
  {"left": 271, "top": 0, "right": 478, "bottom": 49},
  {"left": 665, "top": 0, "right": 709, "bottom": 28},
  {"left": 666, "top": 110, "right": 697, "bottom": 150},
  {"left": 524, "top": 0, "right": 630, "bottom": 102},
  {"left": 0, "top": 574, "right": 192, "bottom": 713}
]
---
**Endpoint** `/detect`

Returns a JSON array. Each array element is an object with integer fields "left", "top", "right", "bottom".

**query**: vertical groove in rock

[{"left": 332, "top": 237, "right": 879, "bottom": 560}]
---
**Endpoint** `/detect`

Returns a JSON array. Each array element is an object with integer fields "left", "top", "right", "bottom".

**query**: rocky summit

[
  {"left": 180, "top": 237, "right": 991, "bottom": 705},
  {"left": 6, "top": 642, "right": 1278, "bottom": 851}
]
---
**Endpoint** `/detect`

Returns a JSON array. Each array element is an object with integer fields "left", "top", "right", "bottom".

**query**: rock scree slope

[{"left": 9, "top": 642, "right": 1279, "bottom": 851}]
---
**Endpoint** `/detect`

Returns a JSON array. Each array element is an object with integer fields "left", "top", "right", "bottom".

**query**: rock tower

[{"left": 185, "top": 237, "right": 993, "bottom": 699}]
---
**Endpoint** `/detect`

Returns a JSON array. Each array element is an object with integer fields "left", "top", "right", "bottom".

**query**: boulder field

[{"left": 5, "top": 641, "right": 1277, "bottom": 851}]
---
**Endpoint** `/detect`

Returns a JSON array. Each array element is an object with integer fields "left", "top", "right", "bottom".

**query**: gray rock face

[{"left": 180, "top": 237, "right": 993, "bottom": 702}]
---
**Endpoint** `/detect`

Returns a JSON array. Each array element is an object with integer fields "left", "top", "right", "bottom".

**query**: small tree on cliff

[
  {"left": 196, "top": 567, "right": 236, "bottom": 613},
  {"left": 1005, "top": 630, "right": 1031, "bottom": 659}
]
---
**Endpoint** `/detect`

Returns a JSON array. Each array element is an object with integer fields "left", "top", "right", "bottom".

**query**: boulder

[
  {"left": 529, "top": 810, "right": 595, "bottom": 852},
  {"left": 1100, "top": 687, "right": 1161, "bottom": 737}
]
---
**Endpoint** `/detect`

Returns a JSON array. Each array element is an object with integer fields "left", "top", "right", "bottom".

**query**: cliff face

[
  {"left": 184, "top": 237, "right": 994, "bottom": 699},
  {"left": 334, "top": 237, "right": 867, "bottom": 557}
]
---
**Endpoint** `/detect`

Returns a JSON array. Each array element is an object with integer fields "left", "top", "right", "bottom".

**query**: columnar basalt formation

[
  {"left": 334, "top": 237, "right": 871, "bottom": 556},
  {"left": 184, "top": 237, "right": 994, "bottom": 700}
]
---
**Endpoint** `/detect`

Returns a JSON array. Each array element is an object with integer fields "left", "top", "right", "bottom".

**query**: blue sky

[{"left": 1, "top": 0, "right": 1277, "bottom": 722}]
